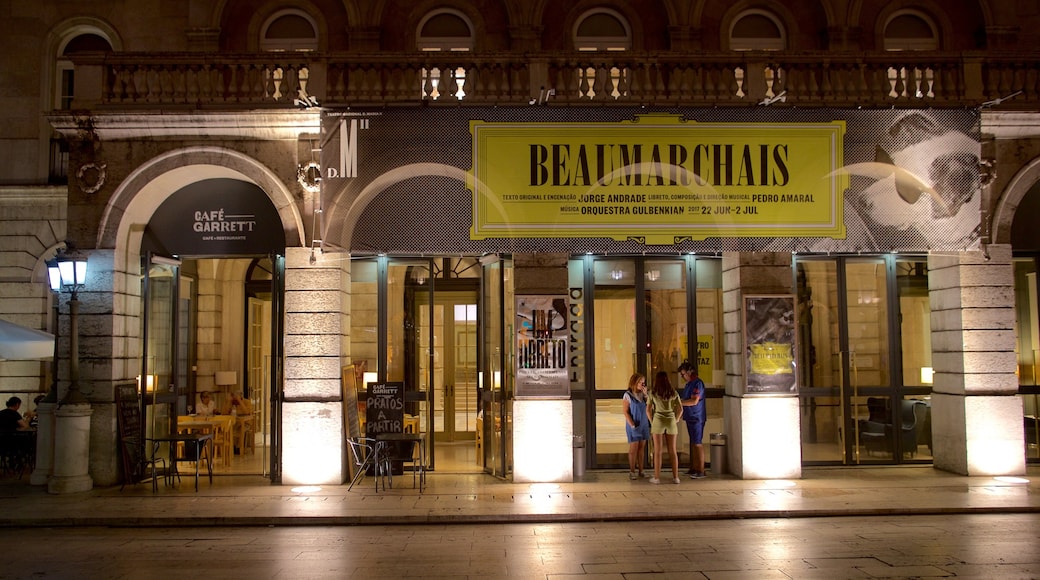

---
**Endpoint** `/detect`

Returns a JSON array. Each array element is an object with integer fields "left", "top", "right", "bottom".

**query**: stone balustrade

[{"left": 69, "top": 51, "right": 1040, "bottom": 109}]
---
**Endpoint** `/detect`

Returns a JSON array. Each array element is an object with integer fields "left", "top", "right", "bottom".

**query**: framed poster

[
  {"left": 743, "top": 295, "right": 798, "bottom": 395},
  {"left": 515, "top": 295, "right": 569, "bottom": 399}
]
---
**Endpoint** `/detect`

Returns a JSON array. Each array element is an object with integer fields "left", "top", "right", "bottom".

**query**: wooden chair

[{"left": 209, "top": 415, "right": 235, "bottom": 466}]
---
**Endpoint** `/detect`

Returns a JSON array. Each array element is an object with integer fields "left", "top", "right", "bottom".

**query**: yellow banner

[
  {"left": 696, "top": 334, "right": 713, "bottom": 385},
  {"left": 749, "top": 342, "right": 794, "bottom": 376},
  {"left": 469, "top": 114, "right": 845, "bottom": 243}
]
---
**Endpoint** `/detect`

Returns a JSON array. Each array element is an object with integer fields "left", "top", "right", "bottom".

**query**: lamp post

[
  {"left": 47, "top": 256, "right": 88, "bottom": 404},
  {"left": 46, "top": 252, "right": 94, "bottom": 494}
]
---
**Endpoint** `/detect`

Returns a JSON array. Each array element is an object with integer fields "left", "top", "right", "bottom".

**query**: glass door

[
  {"left": 423, "top": 291, "right": 478, "bottom": 443},
  {"left": 140, "top": 254, "right": 181, "bottom": 447},
  {"left": 589, "top": 257, "right": 695, "bottom": 468},
  {"left": 481, "top": 256, "right": 512, "bottom": 478},
  {"left": 797, "top": 256, "right": 932, "bottom": 464}
]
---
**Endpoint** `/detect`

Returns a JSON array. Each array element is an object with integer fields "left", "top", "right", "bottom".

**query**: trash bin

[
  {"left": 709, "top": 433, "right": 727, "bottom": 476},
  {"left": 572, "top": 435, "right": 586, "bottom": 479}
]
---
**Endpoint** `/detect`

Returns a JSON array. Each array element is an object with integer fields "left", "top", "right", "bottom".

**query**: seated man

[{"left": 0, "top": 397, "right": 31, "bottom": 431}]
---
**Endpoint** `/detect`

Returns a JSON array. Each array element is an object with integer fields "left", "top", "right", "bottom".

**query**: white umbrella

[{"left": 0, "top": 318, "right": 55, "bottom": 361}]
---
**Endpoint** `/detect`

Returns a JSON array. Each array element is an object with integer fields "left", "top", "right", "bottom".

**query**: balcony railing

[{"left": 70, "top": 51, "right": 1040, "bottom": 110}]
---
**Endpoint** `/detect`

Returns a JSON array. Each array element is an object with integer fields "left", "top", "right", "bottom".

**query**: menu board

[
  {"left": 366, "top": 381, "right": 404, "bottom": 437},
  {"left": 115, "top": 383, "right": 144, "bottom": 484},
  {"left": 116, "top": 384, "right": 142, "bottom": 439}
]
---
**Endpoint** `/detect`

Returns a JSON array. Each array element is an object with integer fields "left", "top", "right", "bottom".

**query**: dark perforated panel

[{"left": 322, "top": 107, "right": 980, "bottom": 256}]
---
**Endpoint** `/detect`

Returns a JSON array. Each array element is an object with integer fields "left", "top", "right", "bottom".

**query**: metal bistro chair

[
  {"left": 381, "top": 435, "right": 426, "bottom": 492},
  {"left": 347, "top": 436, "right": 390, "bottom": 491},
  {"left": 119, "top": 435, "right": 166, "bottom": 493}
]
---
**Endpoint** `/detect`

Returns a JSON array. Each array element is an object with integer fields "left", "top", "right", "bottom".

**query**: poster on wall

[
  {"left": 743, "top": 295, "right": 797, "bottom": 395},
  {"left": 471, "top": 115, "right": 847, "bottom": 243},
  {"left": 515, "top": 295, "right": 569, "bottom": 399},
  {"left": 321, "top": 107, "right": 980, "bottom": 256}
]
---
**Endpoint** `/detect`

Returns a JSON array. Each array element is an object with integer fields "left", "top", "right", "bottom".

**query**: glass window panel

[
  {"left": 350, "top": 259, "right": 378, "bottom": 378},
  {"left": 594, "top": 259, "right": 635, "bottom": 390},
  {"left": 854, "top": 394, "right": 894, "bottom": 462},
  {"left": 646, "top": 259, "right": 685, "bottom": 379},
  {"left": 1024, "top": 393, "right": 1040, "bottom": 460},
  {"left": 846, "top": 259, "right": 890, "bottom": 390},
  {"left": 386, "top": 261, "right": 429, "bottom": 386},
  {"left": 1015, "top": 258, "right": 1039, "bottom": 386},
  {"left": 695, "top": 258, "right": 723, "bottom": 386},
  {"left": 797, "top": 260, "right": 843, "bottom": 463},
  {"left": 897, "top": 259, "right": 932, "bottom": 389},
  {"left": 593, "top": 398, "right": 629, "bottom": 466}
]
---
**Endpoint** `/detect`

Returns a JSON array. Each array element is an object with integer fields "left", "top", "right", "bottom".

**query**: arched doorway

[{"left": 139, "top": 178, "right": 287, "bottom": 479}]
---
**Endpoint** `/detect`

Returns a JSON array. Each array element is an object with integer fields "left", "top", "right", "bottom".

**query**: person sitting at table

[
  {"left": 223, "top": 391, "right": 254, "bottom": 454},
  {"left": 196, "top": 391, "right": 217, "bottom": 417},
  {"left": 28, "top": 394, "right": 44, "bottom": 429},
  {"left": 0, "top": 397, "right": 31, "bottom": 431}
]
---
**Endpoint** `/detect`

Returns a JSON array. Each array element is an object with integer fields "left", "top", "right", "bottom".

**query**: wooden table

[
  {"left": 180, "top": 416, "right": 234, "bottom": 466},
  {"left": 147, "top": 433, "right": 214, "bottom": 491}
]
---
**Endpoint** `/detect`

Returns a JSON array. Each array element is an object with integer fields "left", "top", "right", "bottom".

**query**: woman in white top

[{"left": 196, "top": 391, "right": 217, "bottom": 417}]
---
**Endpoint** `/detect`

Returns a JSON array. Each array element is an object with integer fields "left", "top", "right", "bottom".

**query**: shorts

[
  {"left": 651, "top": 415, "right": 678, "bottom": 435},
  {"left": 685, "top": 417, "right": 705, "bottom": 444}
]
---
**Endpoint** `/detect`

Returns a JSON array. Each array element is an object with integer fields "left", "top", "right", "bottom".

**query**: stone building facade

[{"left": 1, "top": 1, "right": 1039, "bottom": 487}]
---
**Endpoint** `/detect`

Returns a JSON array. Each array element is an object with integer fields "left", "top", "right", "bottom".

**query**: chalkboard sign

[
  {"left": 115, "top": 384, "right": 144, "bottom": 485},
  {"left": 342, "top": 365, "right": 360, "bottom": 440},
  {"left": 366, "top": 381, "right": 404, "bottom": 438}
]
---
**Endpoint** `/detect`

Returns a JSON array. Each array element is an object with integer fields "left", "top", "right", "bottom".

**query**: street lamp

[
  {"left": 45, "top": 251, "right": 93, "bottom": 494},
  {"left": 47, "top": 254, "right": 88, "bottom": 405}
]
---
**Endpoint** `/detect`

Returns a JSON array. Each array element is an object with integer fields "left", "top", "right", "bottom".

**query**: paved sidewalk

[{"left": 0, "top": 465, "right": 1037, "bottom": 528}]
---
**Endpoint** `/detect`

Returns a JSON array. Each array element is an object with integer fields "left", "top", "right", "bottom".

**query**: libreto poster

[{"left": 515, "top": 295, "right": 569, "bottom": 399}]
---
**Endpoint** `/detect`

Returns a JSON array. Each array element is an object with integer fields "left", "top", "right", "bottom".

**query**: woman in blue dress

[{"left": 623, "top": 373, "right": 650, "bottom": 479}]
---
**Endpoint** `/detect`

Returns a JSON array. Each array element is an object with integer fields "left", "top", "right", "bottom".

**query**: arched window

[
  {"left": 56, "top": 33, "right": 113, "bottom": 109},
  {"left": 573, "top": 8, "right": 631, "bottom": 51},
  {"left": 728, "top": 10, "right": 786, "bottom": 100},
  {"left": 417, "top": 9, "right": 474, "bottom": 51},
  {"left": 52, "top": 30, "right": 114, "bottom": 183},
  {"left": 572, "top": 9, "right": 631, "bottom": 100},
  {"left": 882, "top": 10, "right": 939, "bottom": 99},
  {"left": 729, "top": 10, "right": 786, "bottom": 51},
  {"left": 259, "top": 9, "right": 319, "bottom": 52},
  {"left": 417, "top": 9, "right": 474, "bottom": 101},
  {"left": 883, "top": 10, "right": 939, "bottom": 51}
]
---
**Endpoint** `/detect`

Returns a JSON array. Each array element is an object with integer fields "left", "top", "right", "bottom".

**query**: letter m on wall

[{"left": 339, "top": 119, "right": 359, "bottom": 178}]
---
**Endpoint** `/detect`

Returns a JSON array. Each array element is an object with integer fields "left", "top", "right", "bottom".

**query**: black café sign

[{"left": 145, "top": 178, "right": 285, "bottom": 256}]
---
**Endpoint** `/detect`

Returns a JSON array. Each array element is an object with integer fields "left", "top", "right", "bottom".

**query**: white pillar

[
  {"left": 29, "top": 400, "right": 56, "bottom": 486},
  {"left": 281, "top": 247, "right": 346, "bottom": 485},
  {"left": 513, "top": 400, "right": 573, "bottom": 482},
  {"left": 722, "top": 252, "right": 801, "bottom": 480},
  {"left": 929, "top": 245, "right": 1025, "bottom": 476},
  {"left": 48, "top": 402, "right": 94, "bottom": 493}
]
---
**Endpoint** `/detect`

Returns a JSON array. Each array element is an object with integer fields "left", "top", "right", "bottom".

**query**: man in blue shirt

[{"left": 678, "top": 361, "right": 706, "bottom": 479}]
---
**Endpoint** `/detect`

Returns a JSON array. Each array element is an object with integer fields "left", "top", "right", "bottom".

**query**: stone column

[
  {"left": 512, "top": 253, "right": 573, "bottom": 482},
  {"left": 280, "top": 247, "right": 347, "bottom": 485},
  {"left": 29, "top": 400, "right": 55, "bottom": 485},
  {"left": 929, "top": 245, "right": 1025, "bottom": 476},
  {"left": 48, "top": 402, "right": 94, "bottom": 493},
  {"left": 722, "top": 252, "right": 801, "bottom": 479}
]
